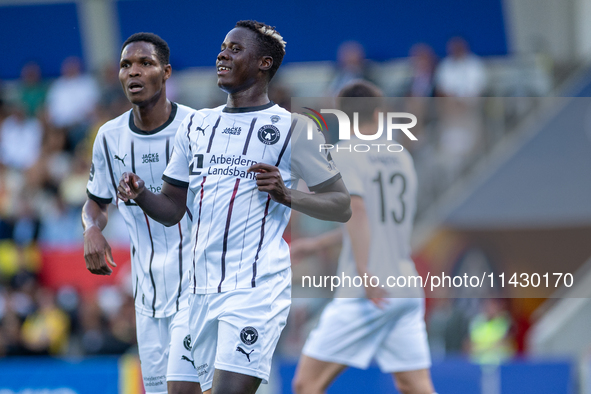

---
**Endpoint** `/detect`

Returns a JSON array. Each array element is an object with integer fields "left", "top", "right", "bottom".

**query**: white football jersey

[
  {"left": 332, "top": 136, "right": 422, "bottom": 298},
  {"left": 164, "top": 102, "right": 340, "bottom": 294},
  {"left": 87, "top": 103, "right": 195, "bottom": 317}
]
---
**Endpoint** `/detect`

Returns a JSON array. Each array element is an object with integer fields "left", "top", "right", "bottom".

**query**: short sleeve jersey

[
  {"left": 332, "top": 136, "right": 422, "bottom": 298},
  {"left": 87, "top": 103, "right": 195, "bottom": 317},
  {"left": 164, "top": 102, "right": 341, "bottom": 294}
]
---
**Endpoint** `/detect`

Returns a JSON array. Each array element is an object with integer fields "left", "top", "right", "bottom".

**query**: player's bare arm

[
  {"left": 347, "top": 195, "right": 388, "bottom": 307},
  {"left": 117, "top": 171, "right": 188, "bottom": 227},
  {"left": 290, "top": 228, "right": 343, "bottom": 263},
  {"left": 82, "top": 198, "right": 117, "bottom": 275},
  {"left": 248, "top": 162, "right": 352, "bottom": 223}
]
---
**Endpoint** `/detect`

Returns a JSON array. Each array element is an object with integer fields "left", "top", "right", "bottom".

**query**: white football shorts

[
  {"left": 188, "top": 267, "right": 291, "bottom": 391},
  {"left": 302, "top": 297, "right": 431, "bottom": 373},
  {"left": 135, "top": 306, "right": 200, "bottom": 394}
]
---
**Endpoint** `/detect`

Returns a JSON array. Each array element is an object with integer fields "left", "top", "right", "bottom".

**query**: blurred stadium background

[{"left": 1, "top": 0, "right": 591, "bottom": 393}]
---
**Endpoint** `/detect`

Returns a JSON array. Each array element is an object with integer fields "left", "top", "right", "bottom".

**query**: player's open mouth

[
  {"left": 128, "top": 82, "right": 144, "bottom": 93},
  {"left": 217, "top": 66, "right": 231, "bottom": 75}
]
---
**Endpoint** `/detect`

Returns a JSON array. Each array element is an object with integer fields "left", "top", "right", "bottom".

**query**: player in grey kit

[{"left": 292, "top": 81, "right": 435, "bottom": 394}]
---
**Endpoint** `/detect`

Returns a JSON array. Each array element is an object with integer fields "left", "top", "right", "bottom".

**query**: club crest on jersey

[
  {"left": 258, "top": 125, "right": 280, "bottom": 145},
  {"left": 183, "top": 335, "right": 192, "bottom": 351},
  {"left": 270, "top": 115, "right": 280, "bottom": 124},
  {"left": 240, "top": 326, "right": 258, "bottom": 345}
]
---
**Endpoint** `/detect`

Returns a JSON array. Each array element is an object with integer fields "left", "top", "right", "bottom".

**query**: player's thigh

[
  {"left": 135, "top": 311, "right": 170, "bottom": 394},
  {"left": 168, "top": 306, "right": 201, "bottom": 384},
  {"left": 292, "top": 354, "right": 347, "bottom": 394},
  {"left": 188, "top": 293, "right": 218, "bottom": 392},
  {"left": 215, "top": 268, "right": 291, "bottom": 384},
  {"left": 167, "top": 380, "right": 203, "bottom": 394},
  {"left": 392, "top": 369, "right": 434, "bottom": 394},
  {"left": 302, "top": 298, "right": 391, "bottom": 370},
  {"left": 375, "top": 298, "right": 431, "bottom": 374},
  {"left": 211, "top": 369, "right": 261, "bottom": 394}
]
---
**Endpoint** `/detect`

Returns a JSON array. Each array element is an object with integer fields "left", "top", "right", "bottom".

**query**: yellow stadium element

[{"left": 119, "top": 354, "right": 144, "bottom": 394}]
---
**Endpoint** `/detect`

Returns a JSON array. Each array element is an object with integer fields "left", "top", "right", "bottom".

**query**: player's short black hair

[
  {"left": 121, "top": 32, "right": 170, "bottom": 66},
  {"left": 235, "top": 20, "right": 286, "bottom": 81},
  {"left": 337, "top": 80, "right": 384, "bottom": 125}
]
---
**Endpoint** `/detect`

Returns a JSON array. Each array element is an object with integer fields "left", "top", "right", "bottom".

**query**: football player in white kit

[
  {"left": 116, "top": 21, "right": 352, "bottom": 394},
  {"left": 82, "top": 33, "right": 202, "bottom": 394},
  {"left": 292, "top": 81, "right": 435, "bottom": 394}
]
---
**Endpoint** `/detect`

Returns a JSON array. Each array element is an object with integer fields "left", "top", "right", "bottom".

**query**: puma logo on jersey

[
  {"left": 142, "top": 153, "right": 159, "bottom": 163},
  {"left": 181, "top": 355, "right": 196, "bottom": 369},
  {"left": 196, "top": 125, "right": 209, "bottom": 135},
  {"left": 114, "top": 154, "right": 127, "bottom": 166},
  {"left": 236, "top": 346, "right": 254, "bottom": 362}
]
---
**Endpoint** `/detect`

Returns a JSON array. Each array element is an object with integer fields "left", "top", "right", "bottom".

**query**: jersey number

[
  {"left": 189, "top": 154, "right": 204, "bottom": 175},
  {"left": 372, "top": 171, "right": 406, "bottom": 224}
]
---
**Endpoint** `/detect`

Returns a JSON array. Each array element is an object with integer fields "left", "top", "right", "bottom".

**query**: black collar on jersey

[
  {"left": 128, "top": 102, "right": 178, "bottom": 135},
  {"left": 222, "top": 101, "right": 275, "bottom": 113}
]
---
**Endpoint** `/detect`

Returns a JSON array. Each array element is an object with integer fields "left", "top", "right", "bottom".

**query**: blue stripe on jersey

[
  {"left": 192, "top": 176, "right": 207, "bottom": 293},
  {"left": 242, "top": 117, "right": 258, "bottom": 155},
  {"left": 274, "top": 119, "right": 296, "bottom": 167},
  {"left": 131, "top": 139, "right": 136, "bottom": 173},
  {"left": 187, "top": 114, "right": 194, "bottom": 152},
  {"left": 206, "top": 116, "right": 222, "bottom": 153},
  {"left": 143, "top": 213, "right": 157, "bottom": 317},
  {"left": 176, "top": 222, "right": 183, "bottom": 311},
  {"left": 218, "top": 178, "right": 241, "bottom": 292},
  {"left": 102, "top": 136, "right": 119, "bottom": 198},
  {"left": 166, "top": 138, "right": 170, "bottom": 165},
  {"left": 252, "top": 195, "right": 272, "bottom": 288}
]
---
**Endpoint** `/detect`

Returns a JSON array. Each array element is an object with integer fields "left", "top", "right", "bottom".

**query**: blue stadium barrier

[
  {"left": 0, "top": 357, "right": 119, "bottom": 394},
  {"left": 278, "top": 357, "right": 573, "bottom": 394}
]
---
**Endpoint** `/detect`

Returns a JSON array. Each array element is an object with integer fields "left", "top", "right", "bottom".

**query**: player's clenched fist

[
  {"left": 118, "top": 172, "right": 145, "bottom": 202},
  {"left": 248, "top": 163, "right": 291, "bottom": 206}
]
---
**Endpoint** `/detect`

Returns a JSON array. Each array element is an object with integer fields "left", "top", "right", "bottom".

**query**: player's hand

[
  {"left": 83, "top": 226, "right": 117, "bottom": 275},
  {"left": 117, "top": 172, "right": 145, "bottom": 202},
  {"left": 363, "top": 274, "right": 388, "bottom": 309},
  {"left": 248, "top": 163, "right": 290, "bottom": 205}
]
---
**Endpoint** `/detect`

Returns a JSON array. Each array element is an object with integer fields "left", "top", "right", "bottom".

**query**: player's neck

[
  {"left": 226, "top": 84, "right": 270, "bottom": 109},
  {"left": 131, "top": 94, "right": 172, "bottom": 132}
]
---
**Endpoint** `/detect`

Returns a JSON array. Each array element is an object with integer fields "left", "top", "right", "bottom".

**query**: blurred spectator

[
  {"left": 327, "top": 41, "right": 373, "bottom": 96},
  {"left": 468, "top": 298, "right": 515, "bottom": 364},
  {"left": 46, "top": 56, "right": 99, "bottom": 150},
  {"left": 20, "top": 287, "right": 70, "bottom": 355},
  {"left": 436, "top": 37, "right": 487, "bottom": 97},
  {"left": 406, "top": 43, "right": 438, "bottom": 98},
  {"left": 269, "top": 81, "right": 293, "bottom": 111},
  {"left": 98, "top": 63, "right": 130, "bottom": 118},
  {"left": 427, "top": 298, "right": 471, "bottom": 359},
  {"left": 0, "top": 103, "right": 43, "bottom": 171},
  {"left": 18, "top": 62, "right": 48, "bottom": 118}
]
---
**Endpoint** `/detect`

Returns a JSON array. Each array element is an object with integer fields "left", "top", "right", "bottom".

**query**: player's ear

[
  {"left": 260, "top": 56, "right": 273, "bottom": 72},
  {"left": 163, "top": 64, "right": 172, "bottom": 81}
]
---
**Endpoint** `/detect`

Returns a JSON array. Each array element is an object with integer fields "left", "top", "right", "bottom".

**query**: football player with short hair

[
  {"left": 82, "top": 32, "right": 202, "bottom": 394},
  {"left": 117, "top": 20, "right": 351, "bottom": 394}
]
